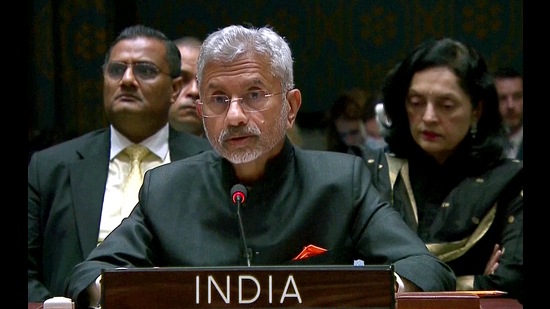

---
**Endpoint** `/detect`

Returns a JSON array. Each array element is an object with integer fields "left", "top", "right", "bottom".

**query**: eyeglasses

[
  {"left": 198, "top": 90, "right": 284, "bottom": 117},
  {"left": 103, "top": 62, "right": 173, "bottom": 81}
]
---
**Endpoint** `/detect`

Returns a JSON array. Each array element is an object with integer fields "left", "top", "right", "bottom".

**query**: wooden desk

[
  {"left": 29, "top": 297, "right": 523, "bottom": 309},
  {"left": 480, "top": 298, "right": 523, "bottom": 309},
  {"left": 395, "top": 294, "right": 522, "bottom": 309}
]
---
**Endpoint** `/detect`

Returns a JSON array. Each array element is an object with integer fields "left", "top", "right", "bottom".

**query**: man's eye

[
  {"left": 247, "top": 91, "right": 261, "bottom": 101},
  {"left": 246, "top": 90, "right": 269, "bottom": 104},
  {"left": 109, "top": 64, "right": 126, "bottom": 75},
  {"left": 407, "top": 98, "right": 422, "bottom": 107},
  {"left": 212, "top": 96, "right": 228, "bottom": 104},
  {"left": 136, "top": 65, "right": 158, "bottom": 77}
]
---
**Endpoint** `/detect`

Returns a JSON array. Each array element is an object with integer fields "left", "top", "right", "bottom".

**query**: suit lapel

[{"left": 69, "top": 132, "right": 110, "bottom": 257}]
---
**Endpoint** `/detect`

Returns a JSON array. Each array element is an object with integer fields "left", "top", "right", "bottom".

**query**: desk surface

[
  {"left": 480, "top": 298, "right": 523, "bottom": 309},
  {"left": 28, "top": 297, "right": 523, "bottom": 309}
]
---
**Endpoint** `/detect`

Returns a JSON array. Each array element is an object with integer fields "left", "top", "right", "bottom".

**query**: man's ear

[
  {"left": 286, "top": 89, "right": 302, "bottom": 126},
  {"left": 195, "top": 99, "right": 204, "bottom": 118},
  {"left": 171, "top": 77, "right": 184, "bottom": 103}
]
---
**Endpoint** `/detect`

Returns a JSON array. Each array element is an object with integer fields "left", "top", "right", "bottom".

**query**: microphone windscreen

[{"left": 230, "top": 184, "right": 247, "bottom": 204}]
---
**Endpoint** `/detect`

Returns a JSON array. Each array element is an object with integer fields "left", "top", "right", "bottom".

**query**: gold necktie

[{"left": 121, "top": 144, "right": 150, "bottom": 216}]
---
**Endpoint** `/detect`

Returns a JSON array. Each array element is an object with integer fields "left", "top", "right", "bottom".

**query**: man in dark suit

[
  {"left": 169, "top": 36, "right": 204, "bottom": 136},
  {"left": 27, "top": 25, "right": 212, "bottom": 302},
  {"left": 65, "top": 24, "right": 456, "bottom": 309},
  {"left": 494, "top": 67, "right": 523, "bottom": 160}
]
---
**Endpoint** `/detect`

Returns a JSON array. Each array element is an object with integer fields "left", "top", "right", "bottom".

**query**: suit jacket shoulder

[
  {"left": 168, "top": 128, "right": 212, "bottom": 161},
  {"left": 29, "top": 128, "right": 111, "bottom": 168}
]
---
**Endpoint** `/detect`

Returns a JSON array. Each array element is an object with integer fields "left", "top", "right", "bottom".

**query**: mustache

[{"left": 219, "top": 124, "right": 261, "bottom": 142}]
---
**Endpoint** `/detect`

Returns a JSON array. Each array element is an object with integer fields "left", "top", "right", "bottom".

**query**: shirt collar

[
  {"left": 509, "top": 126, "right": 523, "bottom": 147},
  {"left": 109, "top": 124, "right": 170, "bottom": 160}
]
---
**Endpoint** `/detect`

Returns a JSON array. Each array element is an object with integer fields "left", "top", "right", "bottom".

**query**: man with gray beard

[{"left": 65, "top": 25, "right": 456, "bottom": 308}]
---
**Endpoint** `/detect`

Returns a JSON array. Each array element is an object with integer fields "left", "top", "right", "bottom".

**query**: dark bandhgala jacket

[
  {"left": 65, "top": 138, "right": 456, "bottom": 307},
  {"left": 28, "top": 127, "right": 212, "bottom": 302}
]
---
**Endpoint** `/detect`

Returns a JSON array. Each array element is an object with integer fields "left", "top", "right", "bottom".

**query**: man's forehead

[{"left": 110, "top": 37, "right": 166, "bottom": 59}]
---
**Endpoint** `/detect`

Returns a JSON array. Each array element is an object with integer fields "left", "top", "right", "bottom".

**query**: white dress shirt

[{"left": 98, "top": 124, "right": 172, "bottom": 243}]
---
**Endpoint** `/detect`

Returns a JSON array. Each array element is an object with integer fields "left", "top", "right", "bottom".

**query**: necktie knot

[
  {"left": 124, "top": 144, "right": 149, "bottom": 163},
  {"left": 122, "top": 144, "right": 150, "bottom": 198}
]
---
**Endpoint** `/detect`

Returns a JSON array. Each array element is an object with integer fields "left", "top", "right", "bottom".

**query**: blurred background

[{"left": 27, "top": 0, "right": 523, "bottom": 152}]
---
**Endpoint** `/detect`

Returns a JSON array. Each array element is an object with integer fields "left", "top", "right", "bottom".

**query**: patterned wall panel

[
  {"left": 139, "top": 0, "right": 522, "bottom": 115},
  {"left": 29, "top": 0, "right": 113, "bottom": 144},
  {"left": 28, "top": 0, "right": 522, "bottom": 145}
]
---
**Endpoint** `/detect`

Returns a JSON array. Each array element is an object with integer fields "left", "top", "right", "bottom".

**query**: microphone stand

[{"left": 236, "top": 195, "right": 252, "bottom": 267}]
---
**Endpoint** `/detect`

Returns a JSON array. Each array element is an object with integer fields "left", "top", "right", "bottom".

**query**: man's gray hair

[{"left": 196, "top": 25, "right": 294, "bottom": 92}]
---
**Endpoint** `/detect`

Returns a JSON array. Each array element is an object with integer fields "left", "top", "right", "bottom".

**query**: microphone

[{"left": 230, "top": 184, "right": 252, "bottom": 266}]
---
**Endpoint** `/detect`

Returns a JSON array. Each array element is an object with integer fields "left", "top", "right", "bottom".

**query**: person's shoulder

[
  {"left": 295, "top": 147, "right": 362, "bottom": 166},
  {"left": 145, "top": 149, "right": 217, "bottom": 182},
  {"left": 297, "top": 147, "right": 356, "bottom": 159},
  {"left": 168, "top": 128, "right": 212, "bottom": 150},
  {"left": 28, "top": 128, "right": 109, "bottom": 172},
  {"left": 474, "top": 158, "right": 523, "bottom": 190},
  {"left": 355, "top": 142, "right": 391, "bottom": 166},
  {"left": 158, "top": 149, "right": 218, "bottom": 171},
  {"left": 349, "top": 144, "right": 387, "bottom": 161},
  {"left": 491, "top": 158, "right": 523, "bottom": 174},
  {"left": 32, "top": 128, "right": 108, "bottom": 157}
]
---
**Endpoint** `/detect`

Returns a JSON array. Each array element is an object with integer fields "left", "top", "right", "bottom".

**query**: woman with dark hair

[{"left": 364, "top": 38, "right": 523, "bottom": 301}]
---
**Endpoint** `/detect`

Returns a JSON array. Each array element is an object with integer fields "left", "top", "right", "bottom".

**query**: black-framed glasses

[
  {"left": 198, "top": 90, "right": 284, "bottom": 117},
  {"left": 103, "top": 62, "right": 172, "bottom": 81}
]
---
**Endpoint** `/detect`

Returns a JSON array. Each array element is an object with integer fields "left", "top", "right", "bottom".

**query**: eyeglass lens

[
  {"left": 105, "top": 62, "right": 161, "bottom": 80},
  {"left": 202, "top": 90, "right": 282, "bottom": 116}
]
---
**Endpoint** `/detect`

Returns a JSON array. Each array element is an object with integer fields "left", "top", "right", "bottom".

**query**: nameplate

[{"left": 101, "top": 265, "right": 395, "bottom": 308}]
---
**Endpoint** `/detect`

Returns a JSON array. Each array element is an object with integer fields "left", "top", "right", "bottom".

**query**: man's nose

[
  {"left": 225, "top": 99, "right": 248, "bottom": 125},
  {"left": 189, "top": 79, "right": 199, "bottom": 98}
]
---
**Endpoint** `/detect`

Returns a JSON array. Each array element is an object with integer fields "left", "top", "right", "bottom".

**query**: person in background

[
  {"left": 65, "top": 24, "right": 455, "bottom": 308},
  {"left": 493, "top": 67, "right": 523, "bottom": 160},
  {"left": 28, "top": 25, "right": 212, "bottom": 302},
  {"left": 325, "top": 88, "right": 387, "bottom": 154},
  {"left": 365, "top": 38, "right": 523, "bottom": 302},
  {"left": 168, "top": 36, "right": 205, "bottom": 136},
  {"left": 324, "top": 88, "right": 370, "bottom": 153}
]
